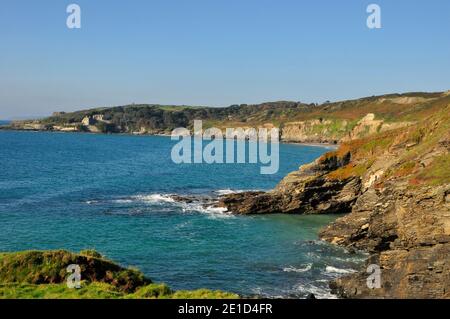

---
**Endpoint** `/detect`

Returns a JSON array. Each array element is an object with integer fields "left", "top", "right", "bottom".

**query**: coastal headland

[{"left": 1, "top": 90, "right": 449, "bottom": 298}]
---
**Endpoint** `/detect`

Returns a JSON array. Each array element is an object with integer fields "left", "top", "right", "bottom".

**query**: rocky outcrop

[
  {"left": 218, "top": 100, "right": 450, "bottom": 299},
  {"left": 218, "top": 152, "right": 362, "bottom": 215},
  {"left": 341, "top": 113, "right": 413, "bottom": 143},
  {"left": 321, "top": 184, "right": 450, "bottom": 298},
  {"left": 281, "top": 119, "right": 346, "bottom": 144},
  {"left": 9, "top": 121, "right": 48, "bottom": 131}
]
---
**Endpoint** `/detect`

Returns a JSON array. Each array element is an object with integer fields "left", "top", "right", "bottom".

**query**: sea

[{"left": 0, "top": 130, "right": 364, "bottom": 298}]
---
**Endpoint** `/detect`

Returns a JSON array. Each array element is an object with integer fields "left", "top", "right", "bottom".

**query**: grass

[
  {"left": 0, "top": 250, "right": 240, "bottom": 299},
  {"left": 318, "top": 97, "right": 449, "bottom": 186},
  {"left": 0, "top": 250, "right": 149, "bottom": 292},
  {"left": 414, "top": 154, "right": 450, "bottom": 186},
  {"left": 0, "top": 282, "right": 239, "bottom": 299},
  {"left": 0, "top": 282, "right": 123, "bottom": 299}
]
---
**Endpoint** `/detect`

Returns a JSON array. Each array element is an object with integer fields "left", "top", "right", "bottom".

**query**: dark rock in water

[
  {"left": 171, "top": 194, "right": 215, "bottom": 204},
  {"left": 217, "top": 154, "right": 361, "bottom": 215},
  {"left": 171, "top": 195, "right": 195, "bottom": 203}
]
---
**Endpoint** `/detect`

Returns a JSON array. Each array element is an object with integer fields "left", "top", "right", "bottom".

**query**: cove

[{"left": 0, "top": 131, "right": 365, "bottom": 298}]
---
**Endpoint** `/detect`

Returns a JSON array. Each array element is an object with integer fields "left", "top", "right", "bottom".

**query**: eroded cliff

[
  {"left": 218, "top": 95, "right": 450, "bottom": 298},
  {"left": 5, "top": 91, "right": 445, "bottom": 145}
]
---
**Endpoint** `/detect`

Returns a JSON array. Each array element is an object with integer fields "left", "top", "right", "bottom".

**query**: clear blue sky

[{"left": 1, "top": 0, "right": 449, "bottom": 119}]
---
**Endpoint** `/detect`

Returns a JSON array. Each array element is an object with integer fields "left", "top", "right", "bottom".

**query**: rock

[
  {"left": 217, "top": 152, "right": 361, "bottom": 215},
  {"left": 220, "top": 101, "right": 450, "bottom": 298}
]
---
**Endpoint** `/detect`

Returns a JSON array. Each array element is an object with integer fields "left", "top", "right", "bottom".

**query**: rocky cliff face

[
  {"left": 320, "top": 183, "right": 450, "bottom": 298},
  {"left": 218, "top": 153, "right": 361, "bottom": 215},
  {"left": 280, "top": 119, "right": 348, "bottom": 144},
  {"left": 218, "top": 98, "right": 450, "bottom": 298},
  {"left": 6, "top": 92, "right": 444, "bottom": 145}
]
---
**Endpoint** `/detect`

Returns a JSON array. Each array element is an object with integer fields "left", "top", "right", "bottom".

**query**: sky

[{"left": 0, "top": 0, "right": 449, "bottom": 119}]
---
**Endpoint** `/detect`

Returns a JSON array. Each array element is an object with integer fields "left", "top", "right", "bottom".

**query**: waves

[
  {"left": 85, "top": 190, "right": 243, "bottom": 219},
  {"left": 213, "top": 189, "right": 244, "bottom": 195},
  {"left": 325, "top": 266, "right": 357, "bottom": 274},
  {"left": 119, "top": 194, "right": 176, "bottom": 204},
  {"left": 293, "top": 282, "right": 337, "bottom": 299},
  {"left": 84, "top": 190, "right": 363, "bottom": 298},
  {"left": 283, "top": 264, "right": 312, "bottom": 273}
]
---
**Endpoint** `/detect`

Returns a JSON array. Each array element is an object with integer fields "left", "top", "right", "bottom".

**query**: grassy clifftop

[
  {"left": 323, "top": 96, "right": 450, "bottom": 187},
  {"left": 216, "top": 90, "right": 449, "bottom": 298},
  {"left": 7, "top": 91, "right": 449, "bottom": 143},
  {"left": 0, "top": 250, "right": 238, "bottom": 299}
]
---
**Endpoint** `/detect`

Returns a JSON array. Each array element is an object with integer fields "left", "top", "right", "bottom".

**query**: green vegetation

[
  {"left": 0, "top": 250, "right": 239, "bottom": 299},
  {"left": 0, "top": 282, "right": 239, "bottom": 299},
  {"left": 327, "top": 161, "right": 374, "bottom": 180},
  {"left": 322, "top": 97, "right": 450, "bottom": 188},
  {"left": 12, "top": 91, "right": 449, "bottom": 138},
  {"left": 358, "top": 135, "right": 394, "bottom": 155},
  {"left": 415, "top": 154, "right": 450, "bottom": 186}
]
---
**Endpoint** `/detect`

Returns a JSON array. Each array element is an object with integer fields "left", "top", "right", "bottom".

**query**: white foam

[
  {"left": 283, "top": 264, "right": 312, "bottom": 273},
  {"left": 294, "top": 283, "right": 337, "bottom": 299},
  {"left": 112, "top": 199, "right": 134, "bottom": 204},
  {"left": 88, "top": 192, "right": 234, "bottom": 218},
  {"left": 132, "top": 194, "right": 176, "bottom": 204},
  {"left": 182, "top": 203, "right": 233, "bottom": 219},
  {"left": 86, "top": 194, "right": 176, "bottom": 205},
  {"left": 214, "top": 189, "right": 263, "bottom": 196},
  {"left": 325, "top": 266, "right": 357, "bottom": 274},
  {"left": 214, "top": 189, "right": 243, "bottom": 195}
]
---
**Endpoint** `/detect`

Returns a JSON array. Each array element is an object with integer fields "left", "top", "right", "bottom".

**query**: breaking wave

[
  {"left": 283, "top": 264, "right": 312, "bottom": 273},
  {"left": 214, "top": 189, "right": 243, "bottom": 195},
  {"left": 325, "top": 266, "right": 357, "bottom": 274},
  {"left": 129, "top": 194, "right": 176, "bottom": 204},
  {"left": 294, "top": 283, "right": 337, "bottom": 299},
  {"left": 86, "top": 192, "right": 234, "bottom": 218}
]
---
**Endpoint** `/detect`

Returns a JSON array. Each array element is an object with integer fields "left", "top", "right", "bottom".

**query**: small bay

[{"left": 0, "top": 131, "right": 363, "bottom": 298}]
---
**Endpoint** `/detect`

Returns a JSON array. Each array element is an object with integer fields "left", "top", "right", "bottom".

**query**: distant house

[
  {"left": 93, "top": 114, "right": 111, "bottom": 124},
  {"left": 93, "top": 114, "right": 104, "bottom": 121}
]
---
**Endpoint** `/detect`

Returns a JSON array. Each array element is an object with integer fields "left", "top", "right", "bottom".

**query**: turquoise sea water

[{"left": 0, "top": 131, "right": 364, "bottom": 298}]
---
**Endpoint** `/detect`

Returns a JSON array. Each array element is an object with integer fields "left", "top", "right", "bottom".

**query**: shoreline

[
  {"left": 0, "top": 128, "right": 339, "bottom": 149},
  {"left": 0, "top": 129, "right": 346, "bottom": 298}
]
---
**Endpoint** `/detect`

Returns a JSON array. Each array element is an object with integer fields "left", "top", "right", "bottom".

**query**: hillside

[
  {"left": 0, "top": 250, "right": 238, "bottom": 299},
  {"left": 218, "top": 95, "right": 450, "bottom": 298},
  {"left": 6, "top": 91, "right": 449, "bottom": 144}
]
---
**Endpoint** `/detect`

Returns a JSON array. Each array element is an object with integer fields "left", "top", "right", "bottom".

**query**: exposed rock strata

[
  {"left": 320, "top": 183, "right": 449, "bottom": 298},
  {"left": 5, "top": 91, "right": 443, "bottom": 144},
  {"left": 218, "top": 154, "right": 361, "bottom": 215},
  {"left": 218, "top": 101, "right": 450, "bottom": 298}
]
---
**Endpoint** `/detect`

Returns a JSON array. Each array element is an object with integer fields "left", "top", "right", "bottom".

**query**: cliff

[
  {"left": 218, "top": 94, "right": 450, "bottom": 298},
  {"left": 6, "top": 91, "right": 446, "bottom": 144}
]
